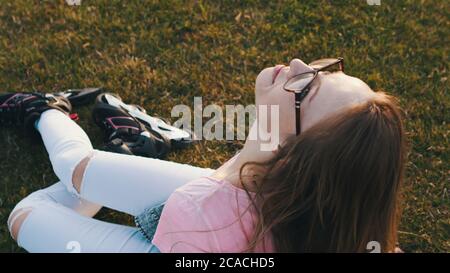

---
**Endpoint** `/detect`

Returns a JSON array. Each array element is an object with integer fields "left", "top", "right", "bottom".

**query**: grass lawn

[{"left": 0, "top": 0, "right": 448, "bottom": 252}]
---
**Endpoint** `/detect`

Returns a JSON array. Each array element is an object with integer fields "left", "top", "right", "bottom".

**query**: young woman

[{"left": 3, "top": 57, "right": 406, "bottom": 253}]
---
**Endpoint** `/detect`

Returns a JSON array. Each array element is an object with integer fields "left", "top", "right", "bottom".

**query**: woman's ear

[{"left": 288, "top": 58, "right": 314, "bottom": 78}]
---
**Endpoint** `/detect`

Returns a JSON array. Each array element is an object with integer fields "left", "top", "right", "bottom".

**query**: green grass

[{"left": 0, "top": 0, "right": 448, "bottom": 252}]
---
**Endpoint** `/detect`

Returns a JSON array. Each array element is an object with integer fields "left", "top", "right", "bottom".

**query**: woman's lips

[{"left": 272, "top": 65, "right": 285, "bottom": 84}]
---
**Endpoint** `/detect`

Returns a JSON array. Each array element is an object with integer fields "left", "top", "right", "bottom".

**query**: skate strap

[{"left": 105, "top": 116, "right": 141, "bottom": 134}]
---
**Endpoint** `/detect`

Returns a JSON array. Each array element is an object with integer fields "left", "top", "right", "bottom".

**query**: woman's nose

[{"left": 288, "top": 58, "right": 314, "bottom": 78}]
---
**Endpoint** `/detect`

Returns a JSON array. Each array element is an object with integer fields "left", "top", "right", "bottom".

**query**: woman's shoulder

[
  {"left": 152, "top": 176, "right": 265, "bottom": 253},
  {"left": 173, "top": 176, "right": 251, "bottom": 202}
]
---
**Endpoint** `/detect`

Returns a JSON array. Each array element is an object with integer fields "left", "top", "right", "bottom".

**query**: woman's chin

[{"left": 255, "top": 67, "right": 275, "bottom": 90}]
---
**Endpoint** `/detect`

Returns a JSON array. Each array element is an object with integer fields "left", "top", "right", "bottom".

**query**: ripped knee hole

[
  {"left": 8, "top": 208, "right": 33, "bottom": 241},
  {"left": 72, "top": 154, "right": 93, "bottom": 194}
]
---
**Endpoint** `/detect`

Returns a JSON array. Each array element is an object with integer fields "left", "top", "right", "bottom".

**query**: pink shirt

[{"left": 152, "top": 176, "right": 274, "bottom": 253}]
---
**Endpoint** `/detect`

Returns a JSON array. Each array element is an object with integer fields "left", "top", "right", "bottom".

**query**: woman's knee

[
  {"left": 51, "top": 148, "right": 94, "bottom": 195},
  {"left": 8, "top": 208, "right": 33, "bottom": 241},
  {"left": 72, "top": 155, "right": 93, "bottom": 194},
  {"left": 7, "top": 188, "right": 55, "bottom": 242}
]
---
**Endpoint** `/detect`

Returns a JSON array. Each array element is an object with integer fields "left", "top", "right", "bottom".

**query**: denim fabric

[{"left": 135, "top": 203, "right": 165, "bottom": 242}]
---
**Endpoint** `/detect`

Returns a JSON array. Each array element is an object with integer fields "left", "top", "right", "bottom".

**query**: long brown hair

[{"left": 240, "top": 92, "right": 407, "bottom": 252}]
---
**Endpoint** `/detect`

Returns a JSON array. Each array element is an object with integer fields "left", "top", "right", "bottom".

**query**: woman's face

[{"left": 255, "top": 58, "right": 376, "bottom": 136}]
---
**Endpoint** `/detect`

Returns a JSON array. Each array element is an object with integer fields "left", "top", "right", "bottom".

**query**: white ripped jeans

[{"left": 7, "top": 109, "right": 214, "bottom": 253}]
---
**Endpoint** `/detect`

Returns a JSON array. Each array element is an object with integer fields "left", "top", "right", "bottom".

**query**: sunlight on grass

[{"left": 0, "top": 0, "right": 448, "bottom": 252}]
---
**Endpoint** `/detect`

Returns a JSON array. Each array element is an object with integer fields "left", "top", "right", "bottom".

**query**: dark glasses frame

[{"left": 283, "top": 57, "right": 344, "bottom": 135}]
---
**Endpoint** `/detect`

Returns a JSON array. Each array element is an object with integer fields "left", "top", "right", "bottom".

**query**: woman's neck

[{"left": 211, "top": 120, "right": 290, "bottom": 189}]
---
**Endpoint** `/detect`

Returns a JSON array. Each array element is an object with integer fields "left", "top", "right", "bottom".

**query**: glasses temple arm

[{"left": 295, "top": 92, "right": 302, "bottom": 135}]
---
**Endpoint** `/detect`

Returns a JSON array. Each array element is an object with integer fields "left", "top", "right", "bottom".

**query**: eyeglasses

[{"left": 283, "top": 57, "right": 344, "bottom": 135}]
